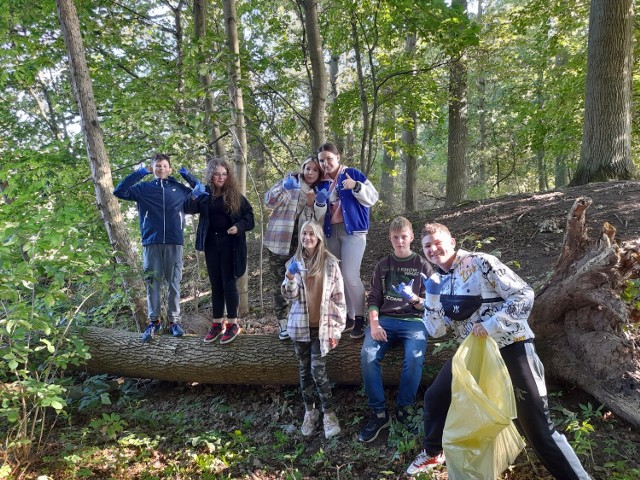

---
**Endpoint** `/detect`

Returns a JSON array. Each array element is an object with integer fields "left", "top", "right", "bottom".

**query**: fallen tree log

[
  {"left": 529, "top": 197, "right": 640, "bottom": 429},
  {"left": 78, "top": 326, "right": 454, "bottom": 386}
]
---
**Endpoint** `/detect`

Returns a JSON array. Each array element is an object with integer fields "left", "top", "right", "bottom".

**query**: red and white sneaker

[
  {"left": 406, "top": 450, "right": 445, "bottom": 475},
  {"left": 220, "top": 323, "right": 240, "bottom": 344},
  {"left": 203, "top": 322, "right": 224, "bottom": 343}
]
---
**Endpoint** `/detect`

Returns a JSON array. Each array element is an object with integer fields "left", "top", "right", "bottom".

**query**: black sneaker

[
  {"left": 358, "top": 410, "right": 391, "bottom": 442},
  {"left": 343, "top": 317, "right": 355, "bottom": 333},
  {"left": 350, "top": 316, "right": 365, "bottom": 339}
]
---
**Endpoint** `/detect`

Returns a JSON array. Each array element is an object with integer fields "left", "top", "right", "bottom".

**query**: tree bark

[
  {"left": 402, "top": 33, "right": 418, "bottom": 213},
  {"left": 328, "top": 53, "right": 344, "bottom": 150},
  {"left": 534, "top": 70, "right": 548, "bottom": 191},
  {"left": 222, "top": 0, "right": 249, "bottom": 314},
  {"left": 572, "top": 0, "right": 636, "bottom": 185},
  {"left": 351, "top": 14, "right": 369, "bottom": 172},
  {"left": 476, "top": 0, "right": 487, "bottom": 189},
  {"left": 529, "top": 197, "right": 640, "bottom": 428},
  {"left": 193, "top": 0, "right": 226, "bottom": 158},
  {"left": 77, "top": 327, "right": 453, "bottom": 386},
  {"left": 170, "top": 0, "right": 187, "bottom": 117},
  {"left": 445, "top": 0, "right": 468, "bottom": 206},
  {"left": 55, "top": 0, "right": 147, "bottom": 327},
  {"left": 379, "top": 108, "right": 396, "bottom": 214},
  {"left": 299, "top": 0, "right": 327, "bottom": 150}
]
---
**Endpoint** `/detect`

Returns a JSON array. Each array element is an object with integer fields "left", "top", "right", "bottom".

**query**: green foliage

[
  {"left": 0, "top": 150, "right": 136, "bottom": 467},
  {"left": 458, "top": 234, "right": 495, "bottom": 251},
  {"left": 89, "top": 413, "right": 128, "bottom": 442}
]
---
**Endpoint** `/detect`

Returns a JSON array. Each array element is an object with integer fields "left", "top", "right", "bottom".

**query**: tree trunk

[
  {"left": 529, "top": 197, "right": 640, "bottom": 429},
  {"left": 55, "top": 0, "right": 147, "bottom": 327},
  {"left": 379, "top": 108, "right": 396, "bottom": 214},
  {"left": 351, "top": 14, "right": 369, "bottom": 172},
  {"left": 555, "top": 153, "right": 568, "bottom": 188},
  {"left": 476, "top": 0, "right": 487, "bottom": 189},
  {"left": 222, "top": 0, "right": 249, "bottom": 314},
  {"left": 445, "top": 0, "right": 468, "bottom": 206},
  {"left": 402, "top": 111, "right": 418, "bottom": 213},
  {"left": 572, "top": 0, "right": 635, "bottom": 185},
  {"left": 300, "top": 0, "right": 327, "bottom": 150},
  {"left": 77, "top": 327, "right": 453, "bottom": 386},
  {"left": 534, "top": 70, "right": 548, "bottom": 191},
  {"left": 193, "top": 0, "right": 226, "bottom": 158},
  {"left": 170, "top": 0, "right": 186, "bottom": 117},
  {"left": 328, "top": 53, "right": 345, "bottom": 150},
  {"left": 402, "top": 33, "right": 417, "bottom": 212}
]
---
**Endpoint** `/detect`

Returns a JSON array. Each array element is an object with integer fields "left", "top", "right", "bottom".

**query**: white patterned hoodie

[{"left": 423, "top": 249, "right": 535, "bottom": 348}]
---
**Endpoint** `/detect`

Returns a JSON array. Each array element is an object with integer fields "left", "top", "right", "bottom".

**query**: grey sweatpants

[
  {"left": 326, "top": 223, "right": 366, "bottom": 318},
  {"left": 142, "top": 244, "right": 183, "bottom": 322}
]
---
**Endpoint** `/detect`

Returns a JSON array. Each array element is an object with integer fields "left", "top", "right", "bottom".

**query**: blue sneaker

[
  {"left": 141, "top": 321, "right": 161, "bottom": 343},
  {"left": 169, "top": 322, "right": 184, "bottom": 337}
]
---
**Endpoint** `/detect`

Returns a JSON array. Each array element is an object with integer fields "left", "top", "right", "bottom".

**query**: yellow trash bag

[{"left": 442, "top": 335, "right": 526, "bottom": 480}]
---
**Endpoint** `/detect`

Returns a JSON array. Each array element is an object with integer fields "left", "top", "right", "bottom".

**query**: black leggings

[
  {"left": 423, "top": 340, "right": 590, "bottom": 480},
  {"left": 204, "top": 234, "right": 238, "bottom": 319}
]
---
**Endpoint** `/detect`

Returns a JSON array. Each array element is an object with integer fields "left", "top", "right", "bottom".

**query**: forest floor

[{"left": 20, "top": 181, "right": 640, "bottom": 479}]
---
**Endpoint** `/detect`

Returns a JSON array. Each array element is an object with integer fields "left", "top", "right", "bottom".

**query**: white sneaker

[
  {"left": 278, "top": 320, "right": 290, "bottom": 340},
  {"left": 278, "top": 328, "right": 290, "bottom": 340},
  {"left": 301, "top": 409, "right": 320, "bottom": 436},
  {"left": 406, "top": 449, "right": 445, "bottom": 475},
  {"left": 323, "top": 412, "right": 341, "bottom": 439}
]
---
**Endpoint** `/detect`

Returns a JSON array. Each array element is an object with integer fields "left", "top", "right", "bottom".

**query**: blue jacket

[
  {"left": 317, "top": 166, "right": 379, "bottom": 237},
  {"left": 113, "top": 170, "right": 193, "bottom": 246}
]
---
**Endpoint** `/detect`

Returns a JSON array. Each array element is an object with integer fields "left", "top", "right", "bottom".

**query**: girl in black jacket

[{"left": 185, "top": 158, "right": 254, "bottom": 344}]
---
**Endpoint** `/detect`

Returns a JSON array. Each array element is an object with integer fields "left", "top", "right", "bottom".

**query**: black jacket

[{"left": 185, "top": 188, "right": 254, "bottom": 277}]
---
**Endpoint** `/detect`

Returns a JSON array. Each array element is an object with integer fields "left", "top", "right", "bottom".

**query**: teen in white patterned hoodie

[{"left": 407, "top": 222, "right": 591, "bottom": 480}]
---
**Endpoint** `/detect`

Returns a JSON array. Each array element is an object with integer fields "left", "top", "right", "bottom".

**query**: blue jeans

[{"left": 360, "top": 316, "right": 428, "bottom": 413}]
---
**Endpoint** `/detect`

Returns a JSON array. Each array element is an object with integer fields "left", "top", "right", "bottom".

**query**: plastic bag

[{"left": 442, "top": 335, "right": 526, "bottom": 480}]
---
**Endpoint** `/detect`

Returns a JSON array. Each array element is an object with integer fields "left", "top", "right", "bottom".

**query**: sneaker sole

[
  {"left": 357, "top": 418, "right": 391, "bottom": 443},
  {"left": 350, "top": 331, "right": 365, "bottom": 339},
  {"left": 203, "top": 333, "right": 223, "bottom": 343},
  {"left": 406, "top": 463, "right": 445, "bottom": 475},
  {"left": 278, "top": 333, "right": 291, "bottom": 340},
  {"left": 406, "top": 458, "right": 446, "bottom": 475}
]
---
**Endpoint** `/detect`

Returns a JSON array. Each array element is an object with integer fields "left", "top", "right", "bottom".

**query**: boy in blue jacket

[{"left": 114, "top": 153, "right": 206, "bottom": 342}]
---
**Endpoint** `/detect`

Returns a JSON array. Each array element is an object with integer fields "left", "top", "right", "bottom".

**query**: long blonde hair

[
  {"left": 205, "top": 157, "right": 242, "bottom": 215},
  {"left": 294, "top": 220, "right": 336, "bottom": 278}
]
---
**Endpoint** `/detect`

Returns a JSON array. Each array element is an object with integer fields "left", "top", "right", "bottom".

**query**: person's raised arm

[{"left": 113, "top": 166, "right": 150, "bottom": 201}]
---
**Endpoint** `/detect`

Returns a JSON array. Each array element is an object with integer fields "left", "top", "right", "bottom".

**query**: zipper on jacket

[{"left": 161, "top": 179, "right": 166, "bottom": 243}]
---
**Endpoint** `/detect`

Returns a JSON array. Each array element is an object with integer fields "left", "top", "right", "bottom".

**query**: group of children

[{"left": 114, "top": 149, "right": 591, "bottom": 479}]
